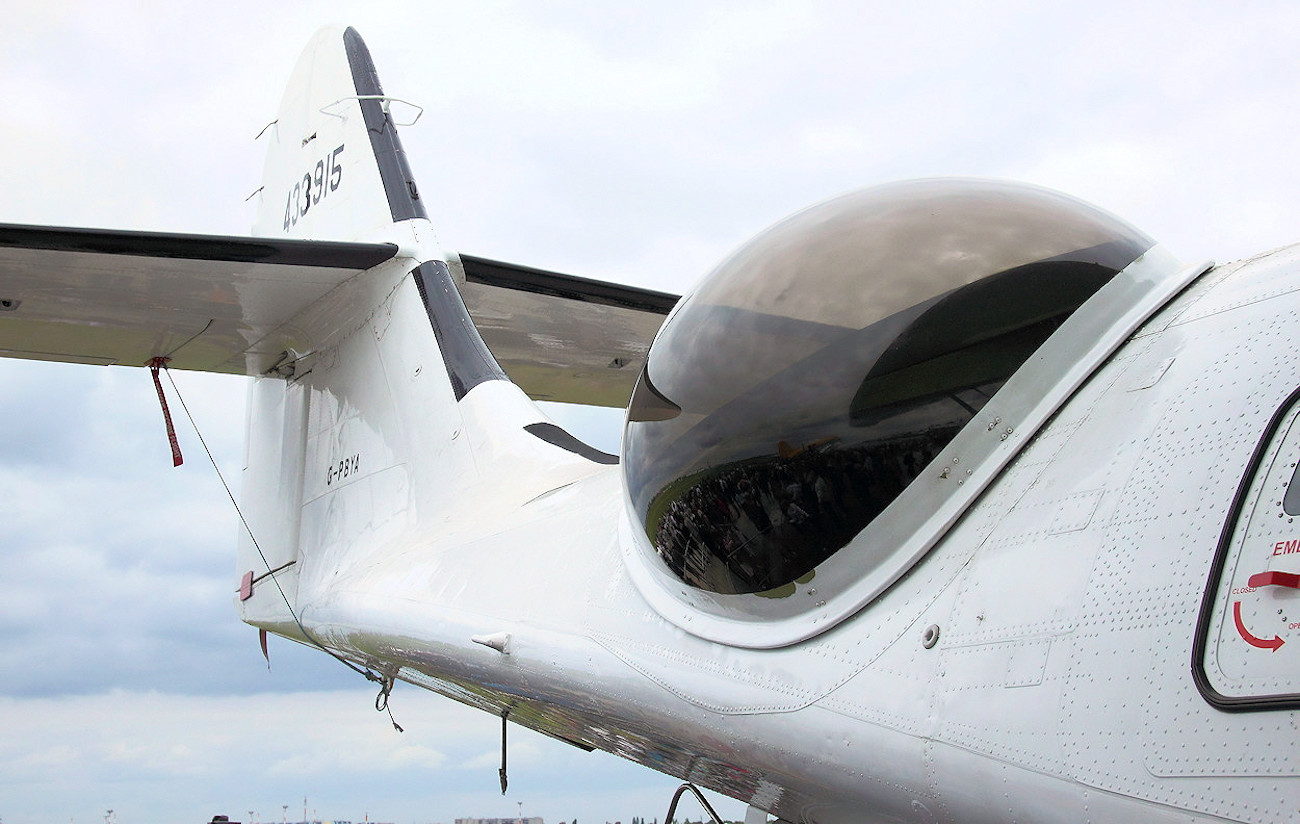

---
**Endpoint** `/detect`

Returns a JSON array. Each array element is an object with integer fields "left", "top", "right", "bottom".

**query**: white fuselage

[{"left": 238, "top": 235, "right": 1300, "bottom": 824}]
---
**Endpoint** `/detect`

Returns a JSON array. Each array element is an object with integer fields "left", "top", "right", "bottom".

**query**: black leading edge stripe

[
  {"left": 342, "top": 30, "right": 503, "bottom": 399},
  {"left": 460, "top": 255, "right": 679, "bottom": 315},
  {"left": 412, "top": 260, "right": 509, "bottom": 399},
  {"left": 411, "top": 261, "right": 616, "bottom": 464},
  {"left": 344, "top": 29, "right": 615, "bottom": 467},
  {"left": 343, "top": 27, "right": 427, "bottom": 223},
  {"left": 0, "top": 224, "right": 398, "bottom": 269}
]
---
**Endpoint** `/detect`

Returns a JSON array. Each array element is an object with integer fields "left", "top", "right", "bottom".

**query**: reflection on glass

[{"left": 624, "top": 179, "right": 1154, "bottom": 595}]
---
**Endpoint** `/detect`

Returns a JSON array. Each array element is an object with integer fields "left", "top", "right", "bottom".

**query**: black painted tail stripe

[
  {"left": 343, "top": 27, "right": 427, "bottom": 223},
  {"left": 412, "top": 260, "right": 509, "bottom": 399},
  {"left": 342, "top": 30, "right": 504, "bottom": 398},
  {"left": 414, "top": 262, "right": 618, "bottom": 463},
  {"left": 344, "top": 30, "right": 616, "bottom": 467},
  {"left": 525, "top": 423, "right": 619, "bottom": 465}
]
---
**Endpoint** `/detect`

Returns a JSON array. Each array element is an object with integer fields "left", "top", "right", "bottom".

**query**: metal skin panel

[
  {"left": 164, "top": 26, "right": 1300, "bottom": 817},
  {"left": 238, "top": 233, "right": 1300, "bottom": 823}
]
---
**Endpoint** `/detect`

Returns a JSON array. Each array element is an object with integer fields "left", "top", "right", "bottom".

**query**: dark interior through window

[{"left": 624, "top": 180, "right": 1154, "bottom": 596}]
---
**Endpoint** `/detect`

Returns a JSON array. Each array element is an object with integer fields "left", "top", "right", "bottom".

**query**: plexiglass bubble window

[{"left": 624, "top": 179, "right": 1154, "bottom": 598}]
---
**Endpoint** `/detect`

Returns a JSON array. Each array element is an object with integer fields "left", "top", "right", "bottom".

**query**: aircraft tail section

[
  {"left": 253, "top": 26, "right": 426, "bottom": 242},
  {"left": 237, "top": 29, "right": 622, "bottom": 642},
  {"left": 240, "top": 27, "right": 484, "bottom": 636},
  {"left": 0, "top": 22, "right": 663, "bottom": 654}
]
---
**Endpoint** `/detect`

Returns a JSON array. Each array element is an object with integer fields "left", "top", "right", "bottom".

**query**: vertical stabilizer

[
  {"left": 253, "top": 26, "right": 424, "bottom": 242},
  {"left": 237, "top": 28, "right": 609, "bottom": 643}
]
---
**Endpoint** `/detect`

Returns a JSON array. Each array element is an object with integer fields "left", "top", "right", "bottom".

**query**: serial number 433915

[{"left": 284, "top": 144, "right": 345, "bottom": 230}]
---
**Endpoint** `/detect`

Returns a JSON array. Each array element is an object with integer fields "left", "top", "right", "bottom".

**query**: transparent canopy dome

[{"left": 623, "top": 179, "right": 1154, "bottom": 596}]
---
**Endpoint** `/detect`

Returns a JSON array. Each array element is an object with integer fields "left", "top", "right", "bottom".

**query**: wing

[
  {"left": 0, "top": 223, "right": 398, "bottom": 375},
  {"left": 457, "top": 254, "right": 678, "bottom": 407}
]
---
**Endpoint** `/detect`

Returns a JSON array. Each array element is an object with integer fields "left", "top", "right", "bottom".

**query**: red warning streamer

[{"left": 147, "top": 357, "right": 183, "bottom": 467}]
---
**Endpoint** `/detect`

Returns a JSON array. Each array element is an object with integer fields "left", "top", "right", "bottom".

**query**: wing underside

[
  {"left": 0, "top": 224, "right": 677, "bottom": 406},
  {"left": 0, "top": 224, "right": 399, "bottom": 375},
  {"left": 456, "top": 254, "right": 677, "bottom": 407}
]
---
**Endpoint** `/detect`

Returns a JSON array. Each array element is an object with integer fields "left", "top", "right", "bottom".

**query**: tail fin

[
  {"left": 252, "top": 26, "right": 426, "bottom": 242},
  {"left": 236, "top": 28, "right": 614, "bottom": 642}
]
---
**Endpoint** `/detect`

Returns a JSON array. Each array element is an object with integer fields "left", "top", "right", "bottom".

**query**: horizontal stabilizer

[
  {"left": 457, "top": 254, "right": 678, "bottom": 407},
  {"left": 0, "top": 223, "right": 397, "bottom": 374},
  {"left": 0, "top": 223, "right": 678, "bottom": 407}
]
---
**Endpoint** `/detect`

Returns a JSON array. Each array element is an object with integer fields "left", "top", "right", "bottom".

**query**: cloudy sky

[{"left": 3, "top": 2, "right": 1300, "bottom": 823}]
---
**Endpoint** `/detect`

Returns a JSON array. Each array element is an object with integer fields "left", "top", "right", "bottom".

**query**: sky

[{"left": 2, "top": 2, "right": 1300, "bottom": 823}]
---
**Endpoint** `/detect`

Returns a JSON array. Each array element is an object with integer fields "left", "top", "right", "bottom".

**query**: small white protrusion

[
  {"left": 922, "top": 624, "right": 940, "bottom": 649},
  {"left": 472, "top": 632, "right": 511, "bottom": 654}
]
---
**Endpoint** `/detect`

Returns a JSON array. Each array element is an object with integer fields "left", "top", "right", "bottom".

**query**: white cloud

[{"left": 0, "top": 689, "right": 730, "bottom": 824}]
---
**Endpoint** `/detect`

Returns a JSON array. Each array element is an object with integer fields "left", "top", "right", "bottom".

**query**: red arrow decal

[
  {"left": 1248, "top": 570, "right": 1300, "bottom": 589},
  {"left": 1233, "top": 601, "right": 1285, "bottom": 651}
]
